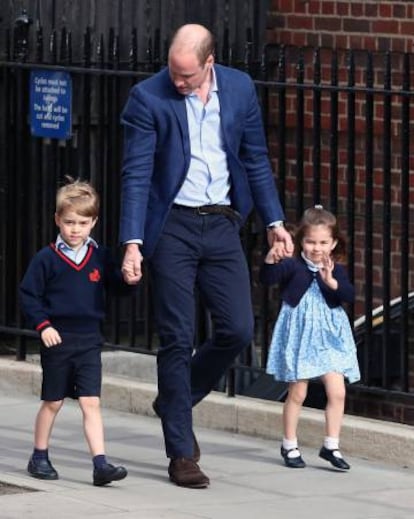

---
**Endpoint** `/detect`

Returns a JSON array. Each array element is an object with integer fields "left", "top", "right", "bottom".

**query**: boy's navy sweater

[
  {"left": 20, "top": 243, "right": 134, "bottom": 334},
  {"left": 260, "top": 256, "right": 354, "bottom": 308}
]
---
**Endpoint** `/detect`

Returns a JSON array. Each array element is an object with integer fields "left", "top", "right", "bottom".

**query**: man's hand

[
  {"left": 264, "top": 241, "right": 292, "bottom": 264},
  {"left": 266, "top": 226, "right": 294, "bottom": 255},
  {"left": 41, "top": 327, "right": 62, "bottom": 347},
  {"left": 122, "top": 243, "right": 143, "bottom": 284}
]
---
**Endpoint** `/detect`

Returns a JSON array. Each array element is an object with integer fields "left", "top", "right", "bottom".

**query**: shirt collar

[
  {"left": 55, "top": 234, "right": 98, "bottom": 251},
  {"left": 187, "top": 65, "right": 218, "bottom": 99},
  {"left": 301, "top": 251, "right": 321, "bottom": 273},
  {"left": 210, "top": 66, "right": 218, "bottom": 92}
]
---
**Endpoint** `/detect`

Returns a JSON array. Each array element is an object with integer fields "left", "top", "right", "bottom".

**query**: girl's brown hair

[{"left": 294, "top": 205, "right": 347, "bottom": 262}]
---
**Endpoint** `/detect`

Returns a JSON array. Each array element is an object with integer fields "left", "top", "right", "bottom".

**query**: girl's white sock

[
  {"left": 323, "top": 436, "right": 343, "bottom": 457},
  {"left": 282, "top": 437, "right": 300, "bottom": 458}
]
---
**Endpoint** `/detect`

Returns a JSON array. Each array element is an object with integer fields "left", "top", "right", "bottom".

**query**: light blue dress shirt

[
  {"left": 56, "top": 235, "right": 98, "bottom": 264},
  {"left": 174, "top": 67, "right": 231, "bottom": 207}
]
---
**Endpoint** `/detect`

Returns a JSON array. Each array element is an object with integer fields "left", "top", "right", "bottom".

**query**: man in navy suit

[{"left": 120, "top": 23, "right": 292, "bottom": 488}]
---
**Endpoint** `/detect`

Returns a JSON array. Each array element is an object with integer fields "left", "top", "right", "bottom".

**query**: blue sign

[{"left": 30, "top": 70, "right": 72, "bottom": 139}]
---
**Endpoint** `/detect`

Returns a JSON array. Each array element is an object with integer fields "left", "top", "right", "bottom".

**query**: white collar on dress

[{"left": 301, "top": 251, "right": 321, "bottom": 273}]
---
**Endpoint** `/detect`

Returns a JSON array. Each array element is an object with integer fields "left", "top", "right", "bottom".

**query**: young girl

[{"left": 261, "top": 205, "right": 360, "bottom": 470}]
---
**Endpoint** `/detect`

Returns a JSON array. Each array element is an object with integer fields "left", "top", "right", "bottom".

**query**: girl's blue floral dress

[{"left": 266, "top": 272, "right": 360, "bottom": 384}]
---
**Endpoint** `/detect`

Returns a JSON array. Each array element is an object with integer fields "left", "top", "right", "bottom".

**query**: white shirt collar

[
  {"left": 55, "top": 234, "right": 98, "bottom": 251},
  {"left": 301, "top": 251, "right": 321, "bottom": 273}
]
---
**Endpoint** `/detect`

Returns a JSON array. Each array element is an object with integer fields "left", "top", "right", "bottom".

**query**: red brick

[
  {"left": 293, "top": 0, "right": 309, "bottom": 13},
  {"left": 308, "top": 0, "right": 322, "bottom": 15},
  {"left": 379, "top": 3, "right": 393, "bottom": 18},
  {"left": 378, "top": 37, "right": 392, "bottom": 52},
  {"left": 287, "top": 15, "right": 314, "bottom": 30},
  {"left": 373, "top": 20, "right": 401, "bottom": 34},
  {"left": 334, "top": 34, "right": 349, "bottom": 49},
  {"left": 278, "top": 0, "right": 295, "bottom": 12},
  {"left": 349, "top": 35, "right": 364, "bottom": 48},
  {"left": 393, "top": 3, "right": 407, "bottom": 18},
  {"left": 290, "top": 32, "right": 307, "bottom": 46},
  {"left": 275, "top": 29, "right": 292, "bottom": 46},
  {"left": 391, "top": 38, "right": 408, "bottom": 53},
  {"left": 399, "top": 21, "right": 414, "bottom": 36},
  {"left": 351, "top": 3, "right": 364, "bottom": 17},
  {"left": 315, "top": 16, "right": 342, "bottom": 31},
  {"left": 343, "top": 18, "right": 371, "bottom": 33},
  {"left": 364, "top": 2, "right": 378, "bottom": 18},
  {"left": 307, "top": 32, "right": 321, "bottom": 47},
  {"left": 362, "top": 36, "right": 379, "bottom": 51},
  {"left": 321, "top": 1, "right": 335, "bottom": 15},
  {"left": 337, "top": 1, "right": 349, "bottom": 16}
]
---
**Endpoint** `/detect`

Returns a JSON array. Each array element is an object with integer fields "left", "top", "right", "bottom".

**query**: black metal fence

[{"left": 1, "top": 9, "right": 414, "bottom": 419}]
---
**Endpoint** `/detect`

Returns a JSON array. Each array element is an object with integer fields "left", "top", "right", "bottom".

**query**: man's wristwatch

[{"left": 267, "top": 220, "right": 284, "bottom": 229}]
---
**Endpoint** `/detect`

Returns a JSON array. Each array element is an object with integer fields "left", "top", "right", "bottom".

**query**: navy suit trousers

[{"left": 148, "top": 206, "right": 254, "bottom": 459}]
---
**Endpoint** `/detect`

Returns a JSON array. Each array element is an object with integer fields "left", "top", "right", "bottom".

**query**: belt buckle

[{"left": 196, "top": 206, "right": 209, "bottom": 216}]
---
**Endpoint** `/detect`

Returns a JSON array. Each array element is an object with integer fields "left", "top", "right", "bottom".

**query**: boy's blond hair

[{"left": 56, "top": 176, "right": 99, "bottom": 218}]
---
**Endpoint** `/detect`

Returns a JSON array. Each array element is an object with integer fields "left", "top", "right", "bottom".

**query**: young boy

[{"left": 20, "top": 177, "right": 134, "bottom": 486}]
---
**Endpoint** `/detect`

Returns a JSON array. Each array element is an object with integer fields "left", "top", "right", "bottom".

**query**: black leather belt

[{"left": 172, "top": 204, "right": 241, "bottom": 221}]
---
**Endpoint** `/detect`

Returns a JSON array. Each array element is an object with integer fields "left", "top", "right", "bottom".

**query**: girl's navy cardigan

[{"left": 260, "top": 257, "right": 354, "bottom": 308}]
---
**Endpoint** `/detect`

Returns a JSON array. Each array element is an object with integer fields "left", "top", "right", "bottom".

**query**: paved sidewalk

[{"left": 1, "top": 392, "right": 414, "bottom": 519}]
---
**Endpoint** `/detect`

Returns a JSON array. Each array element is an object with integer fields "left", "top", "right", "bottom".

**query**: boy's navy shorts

[{"left": 40, "top": 332, "right": 102, "bottom": 401}]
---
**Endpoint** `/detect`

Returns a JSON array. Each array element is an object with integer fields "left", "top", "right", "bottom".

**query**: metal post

[{"left": 13, "top": 9, "right": 32, "bottom": 360}]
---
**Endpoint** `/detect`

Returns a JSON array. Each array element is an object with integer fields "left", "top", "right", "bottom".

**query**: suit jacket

[
  {"left": 120, "top": 64, "right": 285, "bottom": 257},
  {"left": 260, "top": 257, "right": 355, "bottom": 308}
]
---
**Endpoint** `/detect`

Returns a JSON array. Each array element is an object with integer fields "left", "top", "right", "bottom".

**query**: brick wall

[
  {"left": 268, "top": 0, "right": 414, "bottom": 53},
  {"left": 264, "top": 1, "right": 414, "bottom": 313},
  {"left": 264, "top": 0, "right": 414, "bottom": 422}
]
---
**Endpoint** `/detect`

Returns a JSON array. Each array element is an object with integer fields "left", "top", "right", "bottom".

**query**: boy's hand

[
  {"left": 122, "top": 243, "right": 143, "bottom": 284},
  {"left": 41, "top": 327, "right": 62, "bottom": 347}
]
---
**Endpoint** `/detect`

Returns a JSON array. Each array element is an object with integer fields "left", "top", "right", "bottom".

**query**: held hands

[
  {"left": 265, "top": 226, "right": 294, "bottom": 264},
  {"left": 121, "top": 243, "right": 143, "bottom": 284},
  {"left": 41, "top": 327, "right": 62, "bottom": 347}
]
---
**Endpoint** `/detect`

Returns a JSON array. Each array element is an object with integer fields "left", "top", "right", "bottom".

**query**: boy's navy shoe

[
  {"left": 93, "top": 464, "right": 128, "bottom": 486},
  {"left": 27, "top": 456, "right": 59, "bottom": 480},
  {"left": 319, "top": 446, "right": 351, "bottom": 470}
]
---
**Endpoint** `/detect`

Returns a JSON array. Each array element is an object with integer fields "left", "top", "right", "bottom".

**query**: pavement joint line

[{"left": 1, "top": 356, "right": 414, "bottom": 469}]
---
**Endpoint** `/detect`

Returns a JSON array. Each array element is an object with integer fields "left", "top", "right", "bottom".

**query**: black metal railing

[{"left": 1, "top": 17, "right": 414, "bottom": 413}]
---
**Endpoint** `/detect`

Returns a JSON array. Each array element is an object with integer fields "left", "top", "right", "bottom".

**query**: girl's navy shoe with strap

[
  {"left": 319, "top": 446, "right": 350, "bottom": 470},
  {"left": 280, "top": 446, "right": 306, "bottom": 468}
]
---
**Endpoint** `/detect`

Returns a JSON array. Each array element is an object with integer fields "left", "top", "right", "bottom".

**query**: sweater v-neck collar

[{"left": 50, "top": 243, "right": 94, "bottom": 271}]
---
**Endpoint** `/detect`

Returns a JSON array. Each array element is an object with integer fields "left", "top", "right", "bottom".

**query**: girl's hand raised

[{"left": 319, "top": 254, "right": 338, "bottom": 289}]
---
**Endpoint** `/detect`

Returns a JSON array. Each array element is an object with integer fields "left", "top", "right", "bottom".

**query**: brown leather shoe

[
  {"left": 152, "top": 399, "right": 201, "bottom": 462},
  {"left": 168, "top": 458, "right": 210, "bottom": 488}
]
